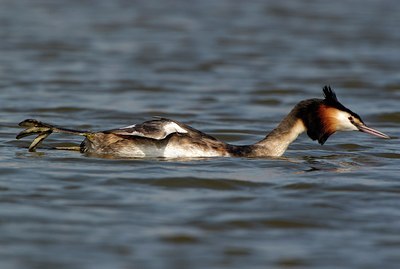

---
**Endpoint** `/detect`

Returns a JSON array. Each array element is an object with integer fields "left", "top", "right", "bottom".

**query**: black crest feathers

[
  {"left": 321, "top": 85, "right": 362, "bottom": 122},
  {"left": 323, "top": 85, "right": 338, "bottom": 103}
]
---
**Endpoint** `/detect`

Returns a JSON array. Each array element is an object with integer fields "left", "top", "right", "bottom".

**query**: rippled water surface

[{"left": 1, "top": 1, "right": 399, "bottom": 268}]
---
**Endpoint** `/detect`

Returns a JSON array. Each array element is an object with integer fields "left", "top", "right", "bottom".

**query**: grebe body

[{"left": 16, "top": 86, "right": 390, "bottom": 158}]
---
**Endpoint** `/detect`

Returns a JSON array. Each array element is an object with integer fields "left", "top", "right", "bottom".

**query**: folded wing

[{"left": 103, "top": 118, "right": 190, "bottom": 140}]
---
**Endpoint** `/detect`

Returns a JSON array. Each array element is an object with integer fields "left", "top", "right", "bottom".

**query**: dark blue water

[{"left": 1, "top": 1, "right": 399, "bottom": 268}]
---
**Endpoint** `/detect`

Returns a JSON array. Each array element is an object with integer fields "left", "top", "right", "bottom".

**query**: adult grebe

[{"left": 17, "top": 86, "right": 390, "bottom": 158}]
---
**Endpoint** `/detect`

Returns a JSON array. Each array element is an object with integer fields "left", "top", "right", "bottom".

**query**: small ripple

[
  {"left": 196, "top": 59, "right": 226, "bottom": 71},
  {"left": 371, "top": 152, "right": 400, "bottom": 159},
  {"left": 374, "top": 112, "right": 400, "bottom": 123},
  {"left": 32, "top": 107, "right": 87, "bottom": 113},
  {"left": 110, "top": 81, "right": 176, "bottom": 93},
  {"left": 193, "top": 217, "right": 327, "bottom": 231},
  {"left": 260, "top": 219, "right": 326, "bottom": 229},
  {"left": 0, "top": 186, "right": 10, "bottom": 191},
  {"left": 250, "top": 98, "right": 281, "bottom": 106},
  {"left": 160, "top": 234, "right": 201, "bottom": 244},
  {"left": 325, "top": 184, "right": 400, "bottom": 194},
  {"left": 383, "top": 83, "right": 400, "bottom": 92},
  {"left": 136, "top": 177, "right": 265, "bottom": 190},
  {"left": 276, "top": 258, "right": 309, "bottom": 267},
  {"left": 280, "top": 182, "right": 320, "bottom": 190},
  {"left": 340, "top": 79, "right": 374, "bottom": 89},
  {"left": 337, "top": 143, "right": 365, "bottom": 151},
  {"left": 0, "top": 168, "right": 18, "bottom": 176}
]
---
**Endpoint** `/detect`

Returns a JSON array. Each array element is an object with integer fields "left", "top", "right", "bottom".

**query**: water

[{"left": 1, "top": 1, "right": 399, "bottom": 268}]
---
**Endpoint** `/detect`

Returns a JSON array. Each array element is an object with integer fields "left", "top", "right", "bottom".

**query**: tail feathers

[{"left": 16, "top": 119, "right": 88, "bottom": 152}]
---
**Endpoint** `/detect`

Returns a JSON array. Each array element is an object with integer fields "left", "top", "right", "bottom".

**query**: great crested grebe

[{"left": 17, "top": 86, "right": 389, "bottom": 158}]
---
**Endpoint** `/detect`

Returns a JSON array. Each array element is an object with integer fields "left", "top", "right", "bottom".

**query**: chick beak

[{"left": 357, "top": 124, "right": 390, "bottom": 139}]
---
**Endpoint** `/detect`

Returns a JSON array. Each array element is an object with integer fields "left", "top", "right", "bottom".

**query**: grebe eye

[{"left": 348, "top": 116, "right": 354, "bottom": 123}]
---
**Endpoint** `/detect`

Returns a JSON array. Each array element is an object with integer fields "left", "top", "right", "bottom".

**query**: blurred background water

[{"left": 0, "top": 0, "right": 399, "bottom": 268}]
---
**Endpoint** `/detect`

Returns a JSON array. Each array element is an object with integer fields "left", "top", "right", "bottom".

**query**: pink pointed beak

[{"left": 357, "top": 124, "right": 390, "bottom": 139}]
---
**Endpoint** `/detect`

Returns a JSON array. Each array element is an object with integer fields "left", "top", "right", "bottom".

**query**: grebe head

[{"left": 297, "top": 86, "right": 390, "bottom": 145}]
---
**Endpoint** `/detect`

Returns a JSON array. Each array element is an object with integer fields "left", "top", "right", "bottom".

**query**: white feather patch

[
  {"left": 162, "top": 122, "right": 188, "bottom": 135},
  {"left": 122, "top": 124, "right": 136, "bottom": 129},
  {"left": 334, "top": 111, "right": 358, "bottom": 131},
  {"left": 113, "top": 121, "right": 188, "bottom": 140}
]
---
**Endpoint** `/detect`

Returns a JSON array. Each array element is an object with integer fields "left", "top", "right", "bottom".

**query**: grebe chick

[{"left": 16, "top": 86, "right": 390, "bottom": 158}]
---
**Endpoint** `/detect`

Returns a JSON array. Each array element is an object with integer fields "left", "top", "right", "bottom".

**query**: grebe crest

[{"left": 298, "top": 86, "right": 389, "bottom": 145}]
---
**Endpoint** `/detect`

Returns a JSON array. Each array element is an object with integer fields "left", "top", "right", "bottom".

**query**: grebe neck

[
  {"left": 248, "top": 107, "right": 307, "bottom": 157},
  {"left": 227, "top": 110, "right": 307, "bottom": 158}
]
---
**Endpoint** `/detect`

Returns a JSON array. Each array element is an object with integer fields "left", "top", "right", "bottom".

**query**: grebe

[{"left": 16, "top": 86, "right": 390, "bottom": 158}]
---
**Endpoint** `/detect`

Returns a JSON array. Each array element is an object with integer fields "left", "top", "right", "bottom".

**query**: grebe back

[{"left": 16, "top": 86, "right": 390, "bottom": 158}]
